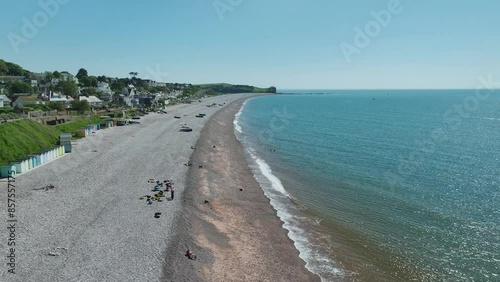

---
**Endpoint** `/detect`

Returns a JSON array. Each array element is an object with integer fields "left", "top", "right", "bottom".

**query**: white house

[
  {"left": 79, "top": 95, "right": 103, "bottom": 108},
  {"left": 49, "top": 93, "right": 73, "bottom": 108},
  {"left": 97, "top": 82, "right": 113, "bottom": 103},
  {"left": 60, "top": 72, "right": 78, "bottom": 84},
  {"left": 0, "top": 95, "right": 11, "bottom": 107}
]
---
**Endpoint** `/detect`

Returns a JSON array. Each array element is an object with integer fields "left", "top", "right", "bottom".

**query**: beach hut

[
  {"left": 0, "top": 165, "right": 16, "bottom": 178},
  {"left": 77, "top": 128, "right": 88, "bottom": 138},
  {"left": 31, "top": 156, "right": 37, "bottom": 168},
  {"left": 85, "top": 125, "right": 94, "bottom": 135},
  {"left": 29, "top": 155, "right": 40, "bottom": 168},
  {"left": 12, "top": 159, "right": 28, "bottom": 174},
  {"left": 27, "top": 156, "right": 33, "bottom": 170},
  {"left": 54, "top": 146, "right": 62, "bottom": 158},
  {"left": 49, "top": 148, "right": 55, "bottom": 162},
  {"left": 100, "top": 120, "right": 113, "bottom": 129},
  {"left": 60, "top": 133, "right": 72, "bottom": 153},
  {"left": 22, "top": 158, "right": 30, "bottom": 173},
  {"left": 41, "top": 152, "right": 46, "bottom": 164}
]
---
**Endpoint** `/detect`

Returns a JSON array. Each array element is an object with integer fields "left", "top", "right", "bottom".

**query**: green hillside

[
  {"left": 197, "top": 83, "right": 276, "bottom": 94},
  {"left": 0, "top": 120, "right": 60, "bottom": 165},
  {"left": 55, "top": 116, "right": 103, "bottom": 135},
  {"left": 0, "top": 116, "right": 104, "bottom": 165}
]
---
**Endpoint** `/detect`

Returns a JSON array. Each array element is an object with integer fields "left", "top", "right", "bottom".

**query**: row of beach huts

[{"left": 0, "top": 119, "right": 116, "bottom": 178}]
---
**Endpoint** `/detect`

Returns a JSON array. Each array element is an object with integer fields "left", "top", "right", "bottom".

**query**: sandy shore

[
  {"left": 0, "top": 94, "right": 250, "bottom": 282},
  {"left": 164, "top": 98, "right": 321, "bottom": 281}
]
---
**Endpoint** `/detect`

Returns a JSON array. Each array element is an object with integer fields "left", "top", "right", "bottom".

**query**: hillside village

[{"left": 0, "top": 59, "right": 197, "bottom": 119}]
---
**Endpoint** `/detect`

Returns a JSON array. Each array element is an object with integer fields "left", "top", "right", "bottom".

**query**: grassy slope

[
  {"left": 0, "top": 120, "right": 60, "bottom": 165},
  {"left": 55, "top": 116, "right": 103, "bottom": 135},
  {"left": 0, "top": 116, "right": 105, "bottom": 165},
  {"left": 196, "top": 83, "right": 274, "bottom": 93}
]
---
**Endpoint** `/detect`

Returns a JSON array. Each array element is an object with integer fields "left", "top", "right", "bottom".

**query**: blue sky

[{"left": 1, "top": 0, "right": 499, "bottom": 89}]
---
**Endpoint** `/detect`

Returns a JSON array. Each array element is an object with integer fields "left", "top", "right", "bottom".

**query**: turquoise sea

[{"left": 234, "top": 90, "right": 500, "bottom": 281}]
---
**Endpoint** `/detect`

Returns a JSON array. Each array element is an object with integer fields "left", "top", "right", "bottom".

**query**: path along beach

[{"left": 0, "top": 94, "right": 319, "bottom": 281}]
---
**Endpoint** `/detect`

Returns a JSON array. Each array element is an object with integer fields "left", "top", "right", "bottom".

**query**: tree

[
  {"left": 7, "top": 81, "right": 33, "bottom": 94},
  {"left": 80, "top": 87, "right": 103, "bottom": 97},
  {"left": 110, "top": 80, "right": 126, "bottom": 92},
  {"left": 79, "top": 76, "right": 98, "bottom": 87},
  {"left": 58, "top": 81, "right": 77, "bottom": 98},
  {"left": 48, "top": 101, "right": 66, "bottom": 111},
  {"left": 71, "top": 100, "right": 90, "bottom": 114},
  {"left": 76, "top": 68, "right": 88, "bottom": 80},
  {"left": 89, "top": 76, "right": 98, "bottom": 87},
  {"left": 129, "top": 72, "right": 138, "bottom": 78},
  {"left": 79, "top": 76, "right": 90, "bottom": 87},
  {"left": 0, "top": 60, "right": 8, "bottom": 75},
  {"left": 97, "top": 75, "right": 108, "bottom": 82},
  {"left": 5, "top": 61, "right": 29, "bottom": 76},
  {"left": 44, "top": 71, "right": 55, "bottom": 82},
  {"left": 53, "top": 71, "right": 61, "bottom": 78}
]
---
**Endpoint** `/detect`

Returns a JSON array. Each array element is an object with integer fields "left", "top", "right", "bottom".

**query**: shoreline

[
  {"left": 164, "top": 96, "right": 321, "bottom": 281},
  {"left": 0, "top": 94, "right": 249, "bottom": 281}
]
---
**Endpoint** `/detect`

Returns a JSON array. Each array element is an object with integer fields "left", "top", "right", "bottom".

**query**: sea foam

[{"left": 233, "top": 100, "right": 343, "bottom": 281}]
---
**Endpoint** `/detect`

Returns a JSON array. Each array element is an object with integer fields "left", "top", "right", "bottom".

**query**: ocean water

[{"left": 233, "top": 90, "right": 500, "bottom": 281}]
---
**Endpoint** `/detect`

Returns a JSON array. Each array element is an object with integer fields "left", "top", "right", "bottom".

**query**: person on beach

[
  {"left": 171, "top": 186, "right": 174, "bottom": 200},
  {"left": 185, "top": 249, "right": 195, "bottom": 260}
]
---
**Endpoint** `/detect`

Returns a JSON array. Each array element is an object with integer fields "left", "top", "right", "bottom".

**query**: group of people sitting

[
  {"left": 143, "top": 180, "right": 175, "bottom": 204},
  {"left": 153, "top": 180, "right": 173, "bottom": 192}
]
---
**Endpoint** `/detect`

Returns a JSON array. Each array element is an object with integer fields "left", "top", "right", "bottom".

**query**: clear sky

[{"left": 1, "top": 0, "right": 499, "bottom": 89}]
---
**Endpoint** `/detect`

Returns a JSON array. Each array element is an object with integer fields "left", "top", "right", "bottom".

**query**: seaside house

[
  {"left": 60, "top": 72, "right": 79, "bottom": 84},
  {"left": 49, "top": 92, "right": 73, "bottom": 108},
  {"left": 13, "top": 96, "right": 45, "bottom": 108},
  {"left": 144, "top": 80, "right": 167, "bottom": 88},
  {"left": 0, "top": 94, "right": 10, "bottom": 108},
  {"left": 97, "top": 82, "right": 113, "bottom": 104},
  {"left": 59, "top": 133, "right": 72, "bottom": 153},
  {"left": 79, "top": 96, "right": 103, "bottom": 108}
]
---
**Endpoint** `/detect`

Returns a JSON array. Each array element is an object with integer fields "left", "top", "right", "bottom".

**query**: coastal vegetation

[
  {"left": 197, "top": 83, "right": 276, "bottom": 94},
  {"left": 0, "top": 120, "right": 60, "bottom": 165},
  {"left": 0, "top": 115, "right": 106, "bottom": 165}
]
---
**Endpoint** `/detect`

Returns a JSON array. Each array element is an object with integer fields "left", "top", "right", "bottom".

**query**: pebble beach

[{"left": 0, "top": 94, "right": 318, "bottom": 282}]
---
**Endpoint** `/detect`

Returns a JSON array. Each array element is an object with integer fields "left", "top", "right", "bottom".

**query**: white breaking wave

[
  {"left": 246, "top": 150, "right": 343, "bottom": 281},
  {"left": 233, "top": 100, "right": 247, "bottom": 133},
  {"left": 233, "top": 102, "right": 342, "bottom": 281}
]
